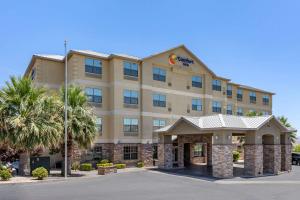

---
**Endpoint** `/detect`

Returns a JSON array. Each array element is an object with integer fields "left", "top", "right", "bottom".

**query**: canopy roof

[{"left": 155, "top": 114, "right": 296, "bottom": 133}]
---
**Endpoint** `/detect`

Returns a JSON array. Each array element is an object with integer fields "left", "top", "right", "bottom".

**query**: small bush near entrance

[
  {"left": 233, "top": 151, "right": 240, "bottom": 162},
  {"left": 115, "top": 164, "right": 126, "bottom": 169},
  {"left": 71, "top": 161, "right": 80, "bottom": 171},
  {"left": 100, "top": 159, "right": 109, "bottom": 164},
  {"left": 80, "top": 163, "right": 93, "bottom": 171},
  {"left": 97, "top": 163, "right": 113, "bottom": 168},
  {"left": 0, "top": 169, "right": 12, "bottom": 181},
  {"left": 294, "top": 144, "right": 300, "bottom": 153},
  {"left": 32, "top": 167, "right": 48, "bottom": 180},
  {"left": 136, "top": 162, "right": 144, "bottom": 168}
]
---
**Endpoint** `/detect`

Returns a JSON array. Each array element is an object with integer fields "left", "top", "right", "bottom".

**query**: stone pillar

[
  {"left": 158, "top": 135, "right": 173, "bottom": 169},
  {"left": 281, "top": 134, "right": 292, "bottom": 172},
  {"left": 281, "top": 144, "right": 292, "bottom": 171},
  {"left": 263, "top": 144, "right": 274, "bottom": 174},
  {"left": 212, "top": 132, "right": 233, "bottom": 178},
  {"left": 244, "top": 144, "right": 263, "bottom": 176},
  {"left": 140, "top": 144, "right": 153, "bottom": 167},
  {"left": 177, "top": 136, "right": 184, "bottom": 168},
  {"left": 274, "top": 145, "right": 281, "bottom": 174},
  {"left": 263, "top": 144, "right": 281, "bottom": 174}
]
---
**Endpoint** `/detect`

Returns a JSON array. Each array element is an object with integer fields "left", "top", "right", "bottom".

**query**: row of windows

[
  {"left": 84, "top": 58, "right": 270, "bottom": 105},
  {"left": 90, "top": 145, "right": 138, "bottom": 161},
  {"left": 85, "top": 88, "right": 269, "bottom": 115}
]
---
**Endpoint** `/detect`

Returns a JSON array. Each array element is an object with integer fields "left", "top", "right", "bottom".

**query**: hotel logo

[{"left": 168, "top": 53, "right": 194, "bottom": 67}]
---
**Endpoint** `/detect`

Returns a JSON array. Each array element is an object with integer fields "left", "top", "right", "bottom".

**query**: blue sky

[{"left": 0, "top": 0, "right": 299, "bottom": 137}]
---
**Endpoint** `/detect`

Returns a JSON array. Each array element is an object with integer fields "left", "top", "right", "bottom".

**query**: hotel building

[{"left": 24, "top": 45, "right": 274, "bottom": 167}]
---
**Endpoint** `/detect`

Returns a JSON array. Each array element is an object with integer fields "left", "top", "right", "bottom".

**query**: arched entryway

[{"left": 262, "top": 134, "right": 275, "bottom": 174}]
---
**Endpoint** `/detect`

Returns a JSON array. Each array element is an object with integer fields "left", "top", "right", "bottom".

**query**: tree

[
  {"left": 245, "top": 111, "right": 263, "bottom": 117},
  {"left": 278, "top": 116, "right": 297, "bottom": 144},
  {"left": 0, "top": 77, "right": 63, "bottom": 175},
  {"left": 60, "top": 85, "right": 97, "bottom": 175}
]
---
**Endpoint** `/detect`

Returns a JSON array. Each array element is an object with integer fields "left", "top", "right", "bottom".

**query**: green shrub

[
  {"left": 100, "top": 159, "right": 109, "bottom": 164},
  {"left": 293, "top": 144, "right": 300, "bottom": 152},
  {"left": 97, "top": 163, "right": 113, "bottom": 168},
  {"left": 233, "top": 151, "right": 240, "bottom": 162},
  {"left": 0, "top": 169, "right": 12, "bottom": 181},
  {"left": 136, "top": 162, "right": 144, "bottom": 168},
  {"left": 115, "top": 164, "right": 126, "bottom": 169},
  {"left": 32, "top": 167, "right": 48, "bottom": 180},
  {"left": 71, "top": 161, "right": 80, "bottom": 171},
  {"left": 80, "top": 163, "right": 93, "bottom": 171}
]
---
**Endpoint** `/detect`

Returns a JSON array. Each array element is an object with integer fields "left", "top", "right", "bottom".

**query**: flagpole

[{"left": 64, "top": 40, "right": 68, "bottom": 178}]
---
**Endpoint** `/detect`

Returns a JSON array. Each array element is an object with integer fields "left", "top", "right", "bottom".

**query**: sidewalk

[{"left": 0, "top": 167, "right": 147, "bottom": 185}]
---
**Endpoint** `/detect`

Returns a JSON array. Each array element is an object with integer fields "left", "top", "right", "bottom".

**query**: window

[
  {"left": 193, "top": 143, "right": 204, "bottom": 157},
  {"left": 227, "top": 104, "right": 233, "bottom": 115},
  {"left": 192, "top": 76, "right": 202, "bottom": 88},
  {"left": 153, "top": 94, "right": 166, "bottom": 107},
  {"left": 263, "top": 95, "right": 270, "bottom": 105},
  {"left": 249, "top": 91, "right": 257, "bottom": 104},
  {"left": 237, "top": 107, "right": 243, "bottom": 116},
  {"left": 192, "top": 99, "right": 202, "bottom": 111},
  {"left": 93, "top": 145, "right": 102, "bottom": 160},
  {"left": 237, "top": 89, "right": 243, "bottom": 101},
  {"left": 30, "top": 68, "right": 36, "bottom": 80},
  {"left": 123, "top": 118, "right": 138, "bottom": 133},
  {"left": 96, "top": 117, "right": 102, "bottom": 133},
  {"left": 212, "top": 80, "right": 222, "bottom": 91},
  {"left": 153, "top": 67, "right": 166, "bottom": 82},
  {"left": 212, "top": 101, "right": 222, "bottom": 113},
  {"left": 153, "top": 144, "right": 158, "bottom": 159},
  {"left": 153, "top": 119, "right": 166, "bottom": 130},
  {"left": 123, "top": 145, "right": 138, "bottom": 160},
  {"left": 124, "top": 61, "right": 138, "bottom": 78},
  {"left": 227, "top": 85, "right": 233, "bottom": 97},
  {"left": 123, "top": 90, "right": 138, "bottom": 105},
  {"left": 85, "top": 88, "right": 102, "bottom": 103},
  {"left": 85, "top": 58, "right": 102, "bottom": 75}
]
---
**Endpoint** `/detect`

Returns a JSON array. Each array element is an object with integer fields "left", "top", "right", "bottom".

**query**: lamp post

[{"left": 64, "top": 40, "right": 68, "bottom": 178}]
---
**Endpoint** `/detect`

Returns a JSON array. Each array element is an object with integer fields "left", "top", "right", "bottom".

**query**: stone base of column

[
  {"left": 140, "top": 144, "right": 153, "bottom": 167},
  {"left": 263, "top": 144, "right": 281, "bottom": 175},
  {"left": 212, "top": 145, "right": 233, "bottom": 178},
  {"left": 281, "top": 144, "right": 292, "bottom": 172},
  {"left": 158, "top": 143, "right": 173, "bottom": 169},
  {"left": 274, "top": 145, "right": 281, "bottom": 175},
  {"left": 244, "top": 144, "right": 263, "bottom": 177}
]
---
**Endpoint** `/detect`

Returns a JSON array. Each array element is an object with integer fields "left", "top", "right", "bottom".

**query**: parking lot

[{"left": 1, "top": 166, "right": 299, "bottom": 200}]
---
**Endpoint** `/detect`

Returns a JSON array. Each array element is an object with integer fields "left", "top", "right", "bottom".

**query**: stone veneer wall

[
  {"left": 212, "top": 145, "right": 233, "bottom": 178},
  {"left": 263, "top": 145, "right": 281, "bottom": 174},
  {"left": 281, "top": 144, "right": 292, "bottom": 171},
  {"left": 158, "top": 143, "right": 173, "bottom": 169},
  {"left": 140, "top": 144, "right": 154, "bottom": 167},
  {"left": 273, "top": 145, "right": 281, "bottom": 174},
  {"left": 263, "top": 145, "right": 274, "bottom": 174},
  {"left": 244, "top": 144, "right": 263, "bottom": 176}
]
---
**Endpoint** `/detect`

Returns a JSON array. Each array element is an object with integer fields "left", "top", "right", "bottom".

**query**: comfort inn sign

[{"left": 169, "top": 53, "right": 194, "bottom": 67}]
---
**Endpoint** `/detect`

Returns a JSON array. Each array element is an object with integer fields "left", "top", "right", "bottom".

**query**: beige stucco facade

[{"left": 24, "top": 45, "right": 274, "bottom": 165}]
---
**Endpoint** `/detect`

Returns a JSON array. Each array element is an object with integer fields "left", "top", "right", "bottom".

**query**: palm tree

[
  {"left": 278, "top": 116, "right": 297, "bottom": 144},
  {"left": 0, "top": 77, "right": 63, "bottom": 175},
  {"left": 60, "top": 85, "right": 97, "bottom": 175}
]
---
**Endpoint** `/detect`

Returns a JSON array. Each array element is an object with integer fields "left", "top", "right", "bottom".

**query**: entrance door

[{"left": 184, "top": 143, "right": 191, "bottom": 167}]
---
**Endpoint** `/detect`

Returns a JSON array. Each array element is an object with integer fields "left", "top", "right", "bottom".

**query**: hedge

[
  {"left": 115, "top": 164, "right": 126, "bottom": 169},
  {"left": 32, "top": 167, "right": 48, "bottom": 180},
  {"left": 0, "top": 169, "right": 12, "bottom": 181},
  {"left": 80, "top": 163, "right": 93, "bottom": 171}
]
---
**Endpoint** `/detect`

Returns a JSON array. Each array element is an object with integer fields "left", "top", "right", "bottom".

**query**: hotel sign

[{"left": 169, "top": 53, "right": 194, "bottom": 67}]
